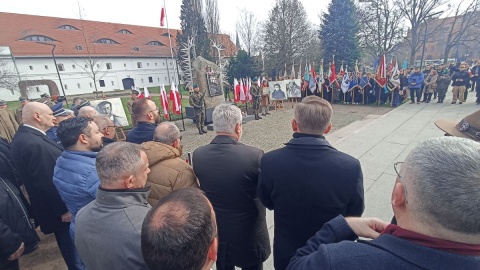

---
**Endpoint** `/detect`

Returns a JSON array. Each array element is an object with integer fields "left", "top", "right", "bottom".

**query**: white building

[{"left": 0, "top": 12, "right": 236, "bottom": 101}]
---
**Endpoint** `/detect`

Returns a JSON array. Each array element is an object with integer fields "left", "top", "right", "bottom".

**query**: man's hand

[
  {"left": 345, "top": 217, "right": 389, "bottom": 239},
  {"left": 8, "top": 242, "right": 24, "bottom": 261},
  {"left": 61, "top": 212, "right": 72, "bottom": 223}
]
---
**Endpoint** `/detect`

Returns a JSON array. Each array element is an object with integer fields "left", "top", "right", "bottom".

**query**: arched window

[
  {"left": 118, "top": 29, "right": 133, "bottom": 34},
  {"left": 146, "top": 41, "right": 165, "bottom": 46},
  {"left": 161, "top": 33, "right": 173, "bottom": 37},
  {"left": 22, "top": 35, "right": 57, "bottom": 42},
  {"left": 133, "top": 47, "right": 140, "bottom": 51},
  {"left": 95, "top": 38, "right": 120, "bottom": 44},
  {"left": 58, "top": 25, "right": 79, "bottom": 30}
]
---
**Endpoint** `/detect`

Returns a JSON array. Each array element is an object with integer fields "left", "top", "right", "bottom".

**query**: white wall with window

[{"left": 0, "top": 56, "right": 183, "bottom": 101}]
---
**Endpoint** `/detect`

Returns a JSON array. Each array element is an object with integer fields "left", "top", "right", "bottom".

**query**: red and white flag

[
  {"left": 340, "top": 63, "right": 345, "bottom": 76},
  {"left": 234, "top": 78, "right": 240, "bottom": 102},
  {"left": 239, "top": 79, "right": 246, "bottom": 102},
  {"left": 375, "top": 54, "right": 387, "bottom": 88},
  {"left": 169, "top": 82, "right": 181, "bottom": 114},
  {"left": 160, "top": 83, "right": 169, "bottom": 120},
  {"left": 160, "top": 7, "right": 166, "bottom": 27},
  {"left": 144, "top": 86, "right": 150, "bottom": 99},
  {"left": 246, "top": 78, "right": 252, "bottom": 101}
]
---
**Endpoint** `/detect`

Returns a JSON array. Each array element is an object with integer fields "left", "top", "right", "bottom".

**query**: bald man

[
  {"left": 10, "top": 102, "right": 85, "bottom": 270},
  {"left": 77, "top": 106, "right": 98, "bottom": 118}
]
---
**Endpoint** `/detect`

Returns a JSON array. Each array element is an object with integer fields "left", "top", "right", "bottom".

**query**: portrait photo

[
  {"left": 90, "top": 98, "right": 129, "bottom": 127},
  {"left": 286, "top": 79, "right": 302, "bottom": 98},
  {"left": 270, "top": 81, "right": 287, "bottom": 100}
]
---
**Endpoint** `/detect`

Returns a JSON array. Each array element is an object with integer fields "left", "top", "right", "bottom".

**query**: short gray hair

[
  {"left": 153, "top": 122, "right": 180, "bottom": 145},
  {"left": 96, "top": 142, "right": 144, "bottom": 186},
  {"left": 78, "top": 106, "right": 97, "bottom": 117},
  {"left": 294, "top": 96, "right": 332, "bottom": 135},
  {"left": 213, "top": 104, "right": 242, "bottom": 134},
  {"left": 402, "top": 137, "right": 480, "bottom": 234},
  {"left": 92, "top": 115, "right": 113, "bottom": 131}
]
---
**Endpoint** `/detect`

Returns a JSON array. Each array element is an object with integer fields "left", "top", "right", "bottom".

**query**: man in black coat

[
  {"left": 258, "top": 96, "right": 364, "bottom": 270},
  {"left": 193, "top": 104, "right": 271, "bottom": 270},
  {"left": 126, "top": 98, "right": 160, "bottom": 144},
  {"left": 10, "top": 102, "right": 84, "bottom": 270}
]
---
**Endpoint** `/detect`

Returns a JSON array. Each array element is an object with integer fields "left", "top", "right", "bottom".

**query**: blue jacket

[
  {"left": 126, "top": 122, "right": 157, "bottom": 144},
  {"left": 408, "top": 72, "right": 425, "bottom": 89},
  {"left": 287, "top": 215, "right": 480, "bottom": 270},
  {"left": 53, "top": 151, "right": 100, "bottom": 240}
]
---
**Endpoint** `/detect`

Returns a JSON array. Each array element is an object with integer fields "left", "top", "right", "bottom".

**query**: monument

[{"left": 192, "top": 56, "right": 225, "bottom": 109}]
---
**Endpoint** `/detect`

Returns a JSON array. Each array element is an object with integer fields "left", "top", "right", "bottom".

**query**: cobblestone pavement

[{"left": 19, "top": 103, "right": 392, "bottom": 270}]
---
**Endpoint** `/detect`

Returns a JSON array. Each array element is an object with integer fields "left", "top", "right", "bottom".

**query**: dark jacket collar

[
  {"left": 135, "top": 122, "right": 157, "bottom": 128},
  {"left": 19, "top": 125, "right": 64, "bottom": 151},
  {"left": 96, "top": 186, "right": 150, "bottom": 207},
  {"left": 285, "top": 133, "right": 334, "bottom": 149},
  {"left": 210, "top": 135, "right": 239, "bottom": 144},
  {"left": 102, "top": 137, "right": 116, "bottom": 145}
]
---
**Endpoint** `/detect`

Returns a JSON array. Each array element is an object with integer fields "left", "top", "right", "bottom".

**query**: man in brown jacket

[
  {"left": 142, "top": 122, "right": 199, "bottom": 206},
  {"left": 0, "top": 100, "right": 19, "bottom": 142}
]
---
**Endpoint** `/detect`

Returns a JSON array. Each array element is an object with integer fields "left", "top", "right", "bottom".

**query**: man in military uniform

[
  {"left": 127, "top": 88, "right": 140, "bottom": 127},
  {"left": 15, "top": 97, "right": 29, "bottom": 125},
  {"left": 261, "top": 79, "right": 271, "bottom": 116},
  {"left": 189, "top": 84, "right": 207, "bottom": 135},
  {"left": 0, "top": 100, "right": 19, "bottom": 142},
  {"left": 37, "top": 93, "right": 55, "bottom": 107},
  {"left": 251, "top": 78, "right": 262, "bottom": 120}
]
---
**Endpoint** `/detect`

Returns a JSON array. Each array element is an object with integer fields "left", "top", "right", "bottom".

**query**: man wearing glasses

[
  {"left": 142, "top": 122, "right": 199, "bottom": 206},
  {"left": 126, "top": 99, "right": 161, "bottom": 144},
  {"left": 288, "top": 137, "right": 480, "bottom": 269},
  {"left": 93, "top": 115, "right": 117, "bottom": 146}
]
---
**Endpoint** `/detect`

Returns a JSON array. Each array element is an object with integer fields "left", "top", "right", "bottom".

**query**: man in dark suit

[
  {"left": 288, "top": 137, "right": 480, "bottom": 269},
  {"left": 193, "top": 104, "right": 271, "bottom": 270},
  {"left": 126, "top": 98, "right": 160, "bottom": 144},
  {"left": 258, "top": 96, "right": 364, "bottom": 270},
  {"left": 10, "top": 102, "right": 84, "bottom": 270}
]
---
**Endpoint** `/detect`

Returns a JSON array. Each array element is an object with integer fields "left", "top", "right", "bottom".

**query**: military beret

[
  {"left": 193, "top": 84, "right": 199, "bottom": 88},
  {"left": 0, "top": 100, "right": 6, "bottom": 106},
  {"left": 40, "top": 93, "right": 50, "bottom": 98},
  {"left": 19, "top": 97, "right": 28, "bottom": 102}
]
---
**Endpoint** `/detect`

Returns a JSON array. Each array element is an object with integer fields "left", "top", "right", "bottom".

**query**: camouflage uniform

[
  {"left": 250, "top": 84, "right": 262, "bottom": 120},
  {"left": 189, "top": 91, "right": 207, "bottom": 134},
  {"left": 127, "top": 98, "right": 137, "bottom": 127},
  {"left": 15, "top": 106, "right": 23, "bottom": 125}
]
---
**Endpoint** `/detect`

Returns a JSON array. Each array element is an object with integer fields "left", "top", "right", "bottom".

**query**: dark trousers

[
  {"left": 216, "top": 262, "right": 263, "bottom": 270},
  {"left": 0, "top": 259, "right": 19, "bottom": 270},
  {"left": 425, "top": 92, "right": 433, "bottom": 103},
  {"left": 54, "top": 228, "right": 85, "bottom": 270},
  {"left": 410, "top": 88, "right": 422, "bottom": 102},
  {"left": 476, "top": 80, "right": 480, "bottom": 102}
]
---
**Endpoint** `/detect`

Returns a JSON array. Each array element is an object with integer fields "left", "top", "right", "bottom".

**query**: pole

[
  {"left": 163, "top": 0, "right": 179, "bottom": 85},
  {"left": 391, "top": 90, "right": 394, "bottom": 107},
  {"left": 419, "top": 20, "right": 428, "bottom": 69},
  {"left": 37, "top": 42, "right": 68, "bottom": 106}
]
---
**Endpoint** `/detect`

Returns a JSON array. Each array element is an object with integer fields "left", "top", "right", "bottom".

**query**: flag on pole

[
  {"left": 239, "top": 79, "right": 246, "bottom": 102},
  {"left": 309, "top": 63, "right": 317, "bottom": 93},
  {"left": 160, "top": 7, "right": 166, "bottom": 27},
  {"left": 387, "top": 58, "right": 394, "bottom": 72},
  {"left": 234, "top": 78, "right": 240, "bottom": 102},
  {"left": 341, "top": 66, "right": 351, "bottom": 93},
  {"left": 375, "top": 54, "right": 387, "bottom": 88},
  {"left": 329, "top": 61, "right": 338, "bottom": 88},
  {"left": 169, "top": 82, "right": 181, "bottom": 114},
  {"left": 402, "top": 58, "right": 408, "bottom": 70},
  {"left": 318, "top": 61, "right": 324, "bottom": 85},
  {"left": 160, "top": 83, "right": 169, "bottom": 120},
  {"left": 340, "top": 62, "right": 345, "bottom": 76},
  {"left": 388, "top": 58, "right": 401, "bottom": 91},
  {"left": 143, "top": 86, "right": 150, "bottom": 99},
  {"left": 284, "top": 63, "right": 287, "bottom": 78},
  {"left": 298, "top": 59, "right": 302, "bottom": 80},
  {"left": 291, "top": 61, "right": 296, "bottom": 79},
  {"left": 246, "top": 78, "right": 252, "bottom": 101},
  {"left": 359, "top": 65, "right": 370, "bottom": 89}
]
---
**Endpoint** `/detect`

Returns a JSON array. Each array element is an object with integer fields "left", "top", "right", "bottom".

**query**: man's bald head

[
  {"left": 153, "top": 122, "right": 180, "bottom": 146},
  {"left": 78, "top": 106, "right": 98, "bottom": 118},
  {"left": 22, "top": 102, "right": 55, "bottom": 132}
]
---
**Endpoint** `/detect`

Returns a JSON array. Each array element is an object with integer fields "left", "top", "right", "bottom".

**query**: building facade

[{"left": 0, "top": 12, "right": 237, "bottom": 101}]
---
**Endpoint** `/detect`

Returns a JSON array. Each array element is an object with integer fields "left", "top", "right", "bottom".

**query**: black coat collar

[
  {"left": 210, "top": 135, "right": 239, "bottom": 144},
  {"left": 285, "top": 133, "right": 334, "bottom": 149},
  {"left": 19, "top": 125, "right": 64, "bottom": 151}
]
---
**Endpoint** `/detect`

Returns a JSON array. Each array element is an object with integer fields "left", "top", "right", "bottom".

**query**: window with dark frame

[{"left": 99, "top": 80, "right": 105, "bottom": 87}]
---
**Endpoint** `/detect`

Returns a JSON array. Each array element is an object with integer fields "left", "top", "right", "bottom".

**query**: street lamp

[
  {"left": 36, "top": 42, "right": 67, "bottom": 106},
  {"left": 419, "top": 11, "right": 443, "bottom": 69}
]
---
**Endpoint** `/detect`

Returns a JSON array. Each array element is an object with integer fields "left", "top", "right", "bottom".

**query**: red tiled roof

[{"left": 0, "top": 12, "right": 237, "bottom": 58}]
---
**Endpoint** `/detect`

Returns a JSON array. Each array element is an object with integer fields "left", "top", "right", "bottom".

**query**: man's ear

[
  {"left": 291, "top": 119, "right": 299, "bottom": 132},
  {"left": 172, "top": 138, "right": 180, "bottom": 148},
  {"left": 207, "top": 237, "right": 218, "bottom": 264},
  {"left": 78, "top": 134, "right": 88, "bottom": 144},
  {"left": 124, "top": 175, "right": 135, "bottom": 189},
  {"left": 324, "top": 122, "right": 332, "bottom": 135},
  {"left": 392, "top": 181, "right": 407, "bottom": 207}
]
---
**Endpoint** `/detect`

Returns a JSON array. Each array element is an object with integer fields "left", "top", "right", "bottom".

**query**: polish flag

[
  {"left": 160, "top": 83, "right": 169, "bottom": 120},
  {"left": 234, "top": 78, "right": 240, "bottom": 102},
  {"left": 239, "top": 79, "right": 246, "bottom": 102},
  {"left": 160, "top": 7, "right": 166, "bottom": 27},
  {"left": 144, "top": 86, "right": 150, "bottom": 99},
  {"left": 169, "top": 82, "right": 181, "bottom": 114},
  {"left": 246, "top": 78, "right": 252, "bottom": 101}
]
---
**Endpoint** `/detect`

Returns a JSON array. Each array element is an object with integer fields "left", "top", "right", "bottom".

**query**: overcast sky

[{"left": 0, "top": 0, "right": 329, "bottom": 38}]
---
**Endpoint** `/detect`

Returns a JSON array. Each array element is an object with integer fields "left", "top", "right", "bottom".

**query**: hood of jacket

[{"left": 142, "top": 141, "right": 181, "bottom": 166}]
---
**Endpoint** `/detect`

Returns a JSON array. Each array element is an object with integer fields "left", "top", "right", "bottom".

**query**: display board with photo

[
  {"left": 286, "top": 79, "right": 302, "bottom": 98},
  {"left": 90, "top": 98, "right": 129, "bottom": 127},
  {"left": 269, "top": 81, "right": 287, "bottom": 100}
]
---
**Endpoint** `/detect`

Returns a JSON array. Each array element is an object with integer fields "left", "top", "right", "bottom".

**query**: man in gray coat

[{"left": 75, "top": 142, "right": 151, "bottom": 270}]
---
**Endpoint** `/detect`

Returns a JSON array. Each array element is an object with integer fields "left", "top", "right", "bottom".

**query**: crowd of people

[{"left": 1, "top": 81, "right": 480, "bottom": 270}]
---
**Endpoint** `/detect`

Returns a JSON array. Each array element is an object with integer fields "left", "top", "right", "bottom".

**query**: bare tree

[
  {"left": 204, "top": 0, "right": 220, "bottom": 36},
  {"left": 262, "top": 0, "right": 313, "bottom": 74},
  {"left": 357, "top": 0, "right": 405, "bottom": 57},
  {"left": 0, "top": 48, "right": 20, "bottom": 93},
  {"left": 71, "top": 2, "right": 108, "bottom": 93},
  {"left": 442, "top": 0, "right": 480, "bottom": 63},
  {"left": 398, "top": 0, "right": 447, "bottom": 65},
  {"left": 236, "top": 8, "right": 259, "bottom": 56}
]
